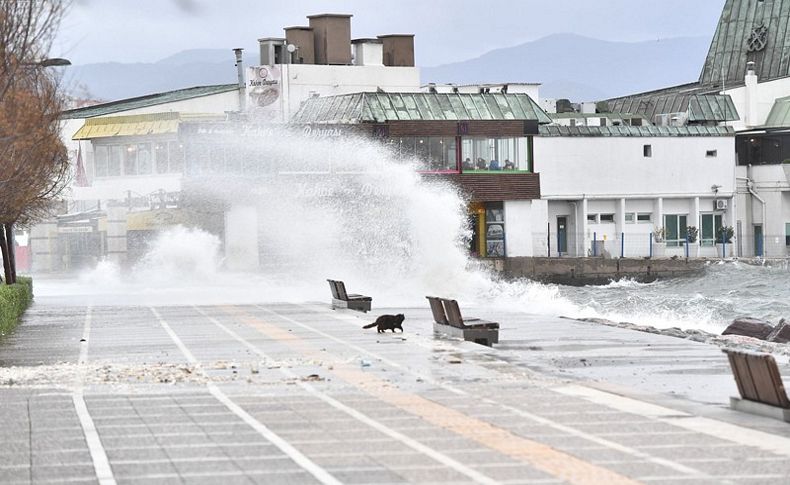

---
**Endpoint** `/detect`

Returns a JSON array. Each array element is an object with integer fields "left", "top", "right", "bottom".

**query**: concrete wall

[
  {"left": 725, "top": 76, "right": 790, "bottom": 131},
  {"left": 535, "top": 135, "right": 735, "bottom": 198},
  {"left": 281, "top": 64, "right": 420, "bottom": 120},
  {"left": 735, "top": 164, "right": 790, "bottom": 257},
  {"left": 504, "top": 200, "right": 533, "bottom": 256}
]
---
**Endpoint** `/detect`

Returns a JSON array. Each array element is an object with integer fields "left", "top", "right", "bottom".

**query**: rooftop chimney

[
  {"left": 377, "top": 34, "right": 415, "bottom": 67},
  {"left": 259, "top": 37, "right": 286, "bottom": 65},
  {"left": 351, "top": 38, "right": 383, "bottom": 66},
  {"left": 284, "top": 26, "right": 315, "bottom": 64},
  {"left": 233, "top": 48, "right": 245, "bottom": 111},
  {"left": 744, "top": 61, "right": 758, "bottom": 128},
  {"left": 307, "top": 13, "right": 352, "bottom": 65}
]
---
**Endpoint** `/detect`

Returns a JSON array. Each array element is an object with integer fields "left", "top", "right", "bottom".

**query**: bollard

[
  {"left": 649, "top": 232, "right": 653, "bottom": 258},
  {"left": 593, "top": 232, "right": 597, "bottom": 257},
  {"left": 620, "top": 232, "right": 624, "bottom": 258},
  {"left": 685, "top": 234, "right": 689, "bottom": 258}
]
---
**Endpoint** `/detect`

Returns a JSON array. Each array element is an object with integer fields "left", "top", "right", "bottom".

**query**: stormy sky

[{"left": 55, "top": 0, "right": 726, "bottom": 67}]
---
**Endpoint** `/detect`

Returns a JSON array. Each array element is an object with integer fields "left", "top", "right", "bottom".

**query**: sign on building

[{"left": 246, "top": 65, "right": 283, "bottom": 122}]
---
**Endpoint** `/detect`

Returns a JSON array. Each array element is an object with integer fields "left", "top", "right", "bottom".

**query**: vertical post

[
  {"left": 620, "top": 232, "right": 624, "bottom": 259},
  {"left": 649, "top": 232, "right": 653, "bottom": 258},
  {"left": 721, "top": 231, "right": 725, "bottom": 259},
  {"left": 593, "top": 232, "right": 597, "bottom": 257},
  {"left": 685, "top": 234, "right": 689, "bottom": 258},
  {"left": 547, "top": 222, "right": 551, "bottom": 257}
]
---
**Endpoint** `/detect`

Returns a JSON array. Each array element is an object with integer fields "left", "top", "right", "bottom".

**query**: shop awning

[
  {"left": 72, "top": 112, "right": 225, "bottom": 140},
  {"left": 126, "top": 209, "right": 187, "bottom": 231}
]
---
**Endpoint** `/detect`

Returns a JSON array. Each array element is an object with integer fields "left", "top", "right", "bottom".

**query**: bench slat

[
  {"left": 746, "top": 353, "right": 790, "bottom": 408},
  {"left": 426, "top": 297, "right": 448, "bottom": 325}
]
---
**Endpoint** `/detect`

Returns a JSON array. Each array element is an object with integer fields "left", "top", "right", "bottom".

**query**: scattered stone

[
  {"left": 722, "top": 317, "right": 773, "bottom": 340},
  {"left": 448, "top": 359, "right": 462, "bottom": 364},
  {"left": 302, "top": 374, "right": 323, "bottom": 381},
  {"left": 360, "top": 359, "right": 371, "bottom": 367},
  {"left": 767, "top": 319, "right": 790, "bottom": 344}
]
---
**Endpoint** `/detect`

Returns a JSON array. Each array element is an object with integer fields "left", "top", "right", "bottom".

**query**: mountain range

[{"left": 66, "top": 33, "right": 711, "bottom": 104}]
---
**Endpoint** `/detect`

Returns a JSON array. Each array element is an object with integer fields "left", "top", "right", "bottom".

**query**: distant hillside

[
  {"left": 65, "top": 49, "right": 257, "bottom": 102},
  {"left": 65, "top": 35, "right": 710, "bottom": 103},
  {"left": 422, "top": 33, "right": 711, "bottom": 101}
]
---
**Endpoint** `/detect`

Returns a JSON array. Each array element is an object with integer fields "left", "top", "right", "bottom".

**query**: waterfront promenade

[{"left": 2, "top": 297, "right": 790, "bottom": 484}]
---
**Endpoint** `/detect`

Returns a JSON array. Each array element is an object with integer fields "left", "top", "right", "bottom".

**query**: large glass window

[
  {"left": 123, "top": 145, "right": 137, "bottom": 175},
  {"left": 94, "top": 146, "right": 108, "bottom": 177},
  {"left": 137, "top": 143, "right": 152, "bottom": 175},
  {"left": 155, "top": 143, "right": 168, "bottom": 173},
  {"left": 664, "top": 214, "right": 687, "bottom": 247},
  {"left": 391, "top": 136, "right": 456, "bottom": 171},
  {"left": 108, "top": 146, "right": 121, "bottom": 176},
  {"left": 169, "top": 142, "right": 184, "bottom": 173},
  {"left": 461, "top": 137, "right": 529, "bottom": 171},
  {"left": 785, "top": 223, "right": 790, "bottom": 247},
  {"left": 700, "top": 213, "right": 723, "bottom": 246}
]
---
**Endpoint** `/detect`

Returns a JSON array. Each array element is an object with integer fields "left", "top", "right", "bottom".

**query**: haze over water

[{"left": 35, "top": 131, "right": 790, "bottom": 334}]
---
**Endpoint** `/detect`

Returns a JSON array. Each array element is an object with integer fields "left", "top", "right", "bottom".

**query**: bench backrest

[
  {"left": 426, "top": 296, "right": 448, "bottom": 325},
  {"left": 724, "top": 349, "right": 790, "bottom": 409},
  {"left": 327, "top": 279, "right": 340, "bottom": 299},
  {"left": 334, "top": 280, "right": 349, "bottom": 300},
  {"left": 442, "top": 299, "right": 466, "bottom": 328}
]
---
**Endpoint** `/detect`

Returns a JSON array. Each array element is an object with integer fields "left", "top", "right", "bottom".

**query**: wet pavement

[{"left": 2, "top": 299, "right": 790, "bottom": 484}]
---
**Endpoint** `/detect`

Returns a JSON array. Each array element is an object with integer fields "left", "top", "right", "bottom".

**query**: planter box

[
  {"left": 717, "top": 243, "right": 734, "bottom": 258},
  {"left": 652, "top": 242, "right": 666, "bottom": 258},
  {"left": 687, "top": 244, "right": 700, "bottom": 258}
]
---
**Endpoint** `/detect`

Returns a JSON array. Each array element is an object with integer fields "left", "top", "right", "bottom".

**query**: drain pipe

[
  {"left": 233, "top": 48, "right": 246, "bottom": 112},
  {"left": 569, "top": 201, "right": 578, "bottom": 256},
  {"left": 736, "top": 174, "right": 767, "bottom": 257}
]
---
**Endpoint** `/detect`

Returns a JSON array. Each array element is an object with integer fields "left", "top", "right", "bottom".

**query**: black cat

[{"left": 363, "top": 314, "right": 405, "bottom": 333}]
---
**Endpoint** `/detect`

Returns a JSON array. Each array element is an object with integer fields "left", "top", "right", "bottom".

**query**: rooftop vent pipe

[{"left": 233, "top": 48, "right": 245, "bottom": 111}]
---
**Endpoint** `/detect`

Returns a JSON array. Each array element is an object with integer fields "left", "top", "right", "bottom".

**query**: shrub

[
  {"left": 717, "top": 226, "right": 735, "bottom": 243},
  {"left": 653, "top": 227, "right": 665, "bottom": 242},
  {"left": 0, "top": 277, "right": 33, "bottom": 337},
  {"left": 686, "top": 226, "right": 699, "bottom": 243}
]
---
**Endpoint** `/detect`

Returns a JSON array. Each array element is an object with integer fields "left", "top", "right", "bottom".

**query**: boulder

[
  {"left": 721, "top": 317, "right": 774, "bottom": 340},
  {"left": 767, "top": 319, "right": 790, "bottom": 344}
]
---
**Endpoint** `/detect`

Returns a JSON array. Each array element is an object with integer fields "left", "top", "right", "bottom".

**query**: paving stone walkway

[{"left": 2, "top": 301, "right": 790, "bottom": 484}]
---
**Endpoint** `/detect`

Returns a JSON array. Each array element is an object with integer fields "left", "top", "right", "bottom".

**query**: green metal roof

[
  {"left": 539, "top": 125, "right": 735, "bottom": 137},
  {"left": 763, "top": 95, "right": 790, "bottom": 128},
  {"left": 62, "top": 84, "right": 239, "bottom": 119},
  {"left": 290, "top": 92, "right": 552, "bottom": 124},
  {"left": 700, "top": 0, "right": 790, "bottom": 86},
  {"left": 606, "top": 92, "right": 739, "bottom": 123}
]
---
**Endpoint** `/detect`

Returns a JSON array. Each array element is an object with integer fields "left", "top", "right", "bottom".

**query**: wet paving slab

[{"left": 1, "top": 300, "right": 790, "bottom": 484}]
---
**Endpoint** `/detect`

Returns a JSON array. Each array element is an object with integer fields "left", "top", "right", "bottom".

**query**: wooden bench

[
  {"left": 426, "top": 296, "right": 499, "bottom": 347},
  {"left": 327, "top": 279, "right": 372, "bottom": 313},
  {"left": 723, "top": 349, "right": 790, "bottom": 422}
]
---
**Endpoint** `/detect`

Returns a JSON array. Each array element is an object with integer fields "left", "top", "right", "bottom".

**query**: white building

[{"left": 533, "top": 126, "right": 736, "bottom": 258}]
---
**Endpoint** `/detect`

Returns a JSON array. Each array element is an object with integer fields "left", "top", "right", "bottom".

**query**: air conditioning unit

[{"left": 714, "top": 199, "right": 728, "bottom": 210}]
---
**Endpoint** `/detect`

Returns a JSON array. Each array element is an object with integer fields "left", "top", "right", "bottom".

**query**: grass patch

[{"left": 0, "top": 276, "right": 33, "bottom": 337}]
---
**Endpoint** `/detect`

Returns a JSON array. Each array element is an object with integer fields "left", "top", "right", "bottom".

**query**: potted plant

[
  {"left": 716, "top": 225, "right": 734, "bottom": 257},
  {"left": 652, "top": 226, "right": 666, "bottom": 258},
  {"left": 686, "top": 226, "right": 699, "bottom": 257}
]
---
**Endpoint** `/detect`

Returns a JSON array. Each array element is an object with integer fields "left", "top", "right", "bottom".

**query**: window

[
  {"left": 137, "top": 143, "right": 152, "bottom": 175},
  {"left": 625, "top": 213, "right": 635, "bottom": 223},
  {"left": 108, "top": 146, "right": 121, "bottom": 176},
  {"left": 587, "top": 214, "right": 597, "bottom": 223},
  {"left": 155, "top": 143, "right": 168, "bottom": 173},
  {"left": 700, "top": 213, "right": 723, "bottom": 246},
  {"left": 569, "top": 119, "right": 576, "bottom": 127},
  {"left": 785, "top": 223, "right": 790, "bottom": 246},
  {"left": 123, "top": 145, "right": 137, "bottom": 175},
  {"left": 461, "top": 137, "right": 529, "bottom": 171},
  {"left": 706, "top": 150, "right": 718, "bottom": 158},
  {"left": 643, "top": 144, "right": 652, "bottom": 157},
  {"left": 637, "top": 213, "right": 652, "bottom": 223},
  {"left": 600, "top": 214, "right": 615, "bottom": 222},
  {"left": 664, "top": 214, "right": 688, "bottom": 247},
  {"left": 94, "top": 146, "right": 108, "bottom": 177},
  {"left": 168, "top": 142, "right": 184, "bottom": 173},
  {"left": 484, "top": 202, "right": 505, "bottom": 257}
]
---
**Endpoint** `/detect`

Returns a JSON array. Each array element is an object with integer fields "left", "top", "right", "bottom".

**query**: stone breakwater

[{"left": 567, "top": 316, "right": 790, "bottom": 358}]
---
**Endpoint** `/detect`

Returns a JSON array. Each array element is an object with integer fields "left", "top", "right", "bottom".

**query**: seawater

[{"left": 39, "top": 131, "right": 790, "bottom": 332}]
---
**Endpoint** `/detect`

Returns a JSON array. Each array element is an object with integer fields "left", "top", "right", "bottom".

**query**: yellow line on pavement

[{"left": 225, "top": 306, "right": 643, "bottom": 485}]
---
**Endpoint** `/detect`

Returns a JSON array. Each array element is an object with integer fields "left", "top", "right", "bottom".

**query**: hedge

[{"left": 0, "top": 277, "right": 33, "bottom": 337}]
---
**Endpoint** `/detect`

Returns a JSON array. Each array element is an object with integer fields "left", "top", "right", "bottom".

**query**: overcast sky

[{"left": 55, "top": 0, "right": 726, "bottom": 67}]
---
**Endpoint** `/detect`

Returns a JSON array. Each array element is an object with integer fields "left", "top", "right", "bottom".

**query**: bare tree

[
  {"left": 0, "top": 1, "right": 68, "bottom": 284},
  {"left": 0, "top": 1, "right": 65, "bottom": 100}
]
